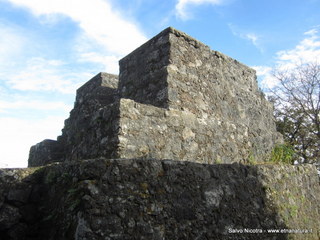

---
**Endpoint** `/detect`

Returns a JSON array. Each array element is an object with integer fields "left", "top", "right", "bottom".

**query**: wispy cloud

[
  {"left": 251, "top": 65, "right": 277, "bottom": 88},
  {"left": 0, "top": 99, "right": 71, "bottom": 113},
  {"left": 176, "top": 0, "right": 224, "bottom": 20},
  {"left": 73, "top": 34, "right": 120, "bottom": 74},
  {"left": 254, "top": 27, "right": 320, "bottom": 89},
  {"left": 253, "top": 66, "right": 272, "bottom": 76},
  {"left": 7, "top": 0, "right": 147, "bottom": 56},
  {"left": 4, "top": 57, "right": 80, "bottom": 94},
  {"left": 245, "top": 33, "right": 259, "bottom": 47},
  {"left": 276, "top": 28, "right": 320, "bottom": 69},
  {"left": 228, "top": 24, "right": 263, "bottom": 52},
  {"left": 0, "top": 23, "right": 26, "bottom": 66},
  {"left": 1, "top": 0, "right": 150, "bottom": 93},
  {"left": 4, "top": 0, "right": 148, "bottom": 89},
  {"left": 0, "top": 24, "right": 99, "bottom": 94}
]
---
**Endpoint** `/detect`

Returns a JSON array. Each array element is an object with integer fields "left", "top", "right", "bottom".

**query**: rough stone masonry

[
  {"left": 1, "top": 159, "right": 319, "bottom": 240},
  {"left": 1, "top": 27, "right": 319, "bottom": 240},
  {"left": 29, "top": 27, "right": 282, "bottom": 167}
]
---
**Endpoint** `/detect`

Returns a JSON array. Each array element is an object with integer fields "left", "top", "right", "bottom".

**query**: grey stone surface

[
  {"left": 28, "top": 27, "right": 282, "bottom": 166},
  {"left": 63, "top": 72, "right": 120, "bottom": 159},
  {"left": 28, "top": 73, "right": 120, "bottom": 166},
  {"left": 74, "top": 72, "right": 119, "bottom": 108},
  {"left": 6, "top": 27, "right": 317, "bottom": 240},
  {"left": 119, "top": 29, "right": 170, "bottom": 108},
  {"left": 59, "top": 72, "right": 120, "bottom": 162},
  {"left": 0, "top": 204, "right": 21, "bottom": 230},
  {"left": 117, "top": 98, "right": 259, "bottom": 163},
  {"left": 118, "top": 27, "right": 282, "bottom": 162},
  {"left": 28, "top": 139, "right": 64, "bottom": 167},
  {"left": 0, "top": 159, "right": 319, "bottom": 239}
]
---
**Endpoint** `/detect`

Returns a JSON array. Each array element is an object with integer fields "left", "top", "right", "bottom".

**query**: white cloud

[
  {"left": 74, "top": 34, "right": 120, "bottom": 74},
  {"left": 252, "top": 65, "right": 277, "bottom": 89},
  {"left": 1, "top": 0, "right": 149, "bottom": 94},
  {"left": 0, "top": 24, "right": 89, "bottom": 94},
  {"left": 4, "top": 57, "right": 80, "bottom": 94},
  {"left": 176, "top": 0, "right": 224, "bottom": 20},
  {"left": 79, "top": 52, "right": 120, "bottom": 74},
  {"left": 0, "top": 23, "right": 26, "bottom": 66},
  {"left": 256, "top": 27, "right": 320, "bottom": 89},
  {"left": 228, "top": 24, "right": 263, "bottom": 52},
  {"left": 253, "top": 66, "right": 272, "bottom": 76},
  {"left": 0, "top": 99, "right": 71, "bottom": 113},
  {"left": 245, "top": 33, "right": 259, "bottom": 48},
  {"left": 7, "top": 0, "right": 147, "bottom": 56},
  {"left": 0, "top": 116, "right": 66, "bottom": 168},
  {"left": 304, "top": 27, "right": 319, "bottom": 36},
  {"left": 275, "top": 28, "right": 320, "bottom": 70}
]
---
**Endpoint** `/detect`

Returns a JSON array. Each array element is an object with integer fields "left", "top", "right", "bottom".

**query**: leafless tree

[{"left": 269, "top": 62, "right": 320, "bottom": 164}]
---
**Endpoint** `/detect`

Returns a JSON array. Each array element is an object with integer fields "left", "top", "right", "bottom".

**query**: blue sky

[{"left": 0, "top": 0, "right": 319, "bottom": 167}]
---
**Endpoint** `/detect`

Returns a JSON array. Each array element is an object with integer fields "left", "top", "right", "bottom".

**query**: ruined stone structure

[
  {"left": 2, "top": 28, "right": 319, "bottom": 240},
  {"left": 28, "top": 27, "right": 281, "bottom": 167}
]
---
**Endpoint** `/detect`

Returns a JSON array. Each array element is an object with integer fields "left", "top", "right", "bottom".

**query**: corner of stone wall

[{"left": 28, "top": 139, "right": 64, "bottom": 167}]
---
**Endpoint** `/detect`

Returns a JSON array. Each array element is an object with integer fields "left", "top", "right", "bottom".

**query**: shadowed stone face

[
  {"left": 28, "top": 139, "right": 64, "bottom": 167},
  {"left": 1, "top": 159, "right": 320, "bottom": 239},
  {"left": 119, "top": 30, "right": 171, "bottom": 108},
  {"left": 28, "top": 27, "right": 282, "bottom": 167}
]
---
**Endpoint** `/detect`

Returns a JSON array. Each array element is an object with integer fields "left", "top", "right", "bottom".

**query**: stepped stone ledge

[{"left": 28, "top": 27, "right": 282, "bottom": 167}]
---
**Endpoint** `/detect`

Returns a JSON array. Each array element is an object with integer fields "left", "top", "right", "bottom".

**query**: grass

[
  {"left": 268, "top": 144, "right": 295, "bottom": 164},
  {"left": 243, "top": 144, "right": 295, "bottom": 165}
]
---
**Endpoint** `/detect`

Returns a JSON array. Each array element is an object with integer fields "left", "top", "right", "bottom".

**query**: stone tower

[{"left": 28, "top": 27, "right": 282, "bottom": 167}]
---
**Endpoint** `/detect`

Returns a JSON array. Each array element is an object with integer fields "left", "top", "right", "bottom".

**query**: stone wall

[
  {"left": 28, "top": 73, "right": 121, "bottom": 165},
  {"left": 118, "top": 27, "right": 282, "bottom": 162},
  {"left": 118, "top": 99, "right": 250, "bottom": 163},
  {"left": 28, "top": 140, "right": 64, "bottom": 167},
  {"left": 59, "top": 72, "right": 120, "bottom": 161},
  {"left": 167, "top": 29, "right": 281, "bottom": 159},
  {"left": 1, "top": 160, "right": 319, "bottom": 240},
  {"left": 119, "top": 30, "right": 170, "bottom": 108},
  {"left": 8, "top": 27, "right": 318, "bottom": 240},
  {"left": 28, "top": 27, "right": 282, "bottom": 166}
]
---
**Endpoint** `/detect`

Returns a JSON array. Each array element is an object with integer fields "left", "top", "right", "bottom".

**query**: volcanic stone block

[
  {"left": 119, "top": 30, "right": 170, "bottom": 108},
  {"left": 116, "top": 98, "right": 272, "bottom": 163},
  {"left": 29, "top": 73, "right": 120, "bottom": 166},
  {"left": 59, "top": 73, "right": 120, "bottom": 162},
  {"left": 119, "top": 28, "right": 261, "bottom": 116},
  {"left": 75, "top": 72, "right": 119, "bottom": 108},
  {"left": 28, "top": 139, "right": 64, "bottom": 167},
  {"left": 118, "top": 27, "right": 282, "bottom": 161}
]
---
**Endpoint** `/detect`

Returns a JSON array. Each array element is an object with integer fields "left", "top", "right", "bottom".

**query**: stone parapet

[{"left": 28, "top": 140, "right": 64, "bottom": 167}]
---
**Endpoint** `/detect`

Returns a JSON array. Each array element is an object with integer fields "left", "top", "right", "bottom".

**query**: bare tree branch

[{"left": 269, "top": 62, "right": 320, "bottom": 164}]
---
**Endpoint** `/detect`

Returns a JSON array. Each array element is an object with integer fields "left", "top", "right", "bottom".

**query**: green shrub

[
  {"left": 247, "top": 153, "right": 257, "bottom": 165},
  {"left": 269, "top": 144, "right": 295, "bottom": 164},
  {"left": 215, "top": 158, "right": 222, "bottom": 164}
]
